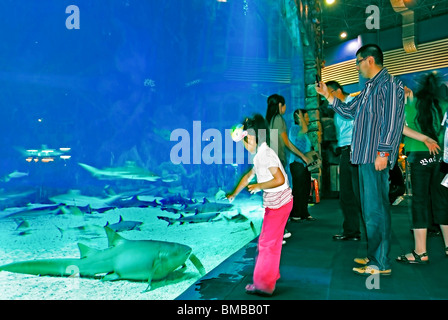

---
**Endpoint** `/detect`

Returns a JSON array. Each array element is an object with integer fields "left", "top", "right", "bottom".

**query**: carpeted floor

[{"left": 177, "top": 197, "right": 448, "bottom": 300}]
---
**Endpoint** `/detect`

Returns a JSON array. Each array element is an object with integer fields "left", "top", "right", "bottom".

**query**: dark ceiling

[{"left": 320, "top": 0, "right": 448, "bottom": 48}]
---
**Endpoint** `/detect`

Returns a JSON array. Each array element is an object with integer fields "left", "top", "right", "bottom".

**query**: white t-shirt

[{"left": 253, "top": 142, "right": 292, "bottom": 209}]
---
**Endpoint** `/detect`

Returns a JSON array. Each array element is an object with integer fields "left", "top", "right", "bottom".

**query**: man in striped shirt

[{"left": 316, "top": 44, "right": 405, "bottom": 276}]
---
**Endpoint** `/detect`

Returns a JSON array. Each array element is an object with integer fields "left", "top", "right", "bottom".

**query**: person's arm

[
  {"left": 315, "top": 81, "right": 335, "bottom": 105},
  {"left": 315, "top": 81, "right": 359, "bottom": 119},
  {"left": 402, "top": 125, "right": 440, "bottom": 155},
  {"left": 247, "top": 167, "right": 285, "bottom": 194},
  {"left": 297, "top": 110, "right": 308, "bottom": 134},
  {"left": 404, "top": 86, "right": 414, "bottom": 104},
  {"left": 226, "top": 167, "right": 255, "bottom": 202},
  {"left": 281, "top": 131, "right": 310, "bottom": 164},
  {"left": 375, "top": 81, "right": 405, "bottom": 171}
]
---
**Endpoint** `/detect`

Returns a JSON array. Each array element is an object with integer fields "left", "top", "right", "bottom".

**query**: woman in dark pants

[
  {"left": 288, "top": 109, "right": 315, "bottom": 221},
  {"left": 266, "top": 95, "right": 312, "bottom": 239},
  {"left": 396, "top": 73, "right": 448, "bottom": 264}
]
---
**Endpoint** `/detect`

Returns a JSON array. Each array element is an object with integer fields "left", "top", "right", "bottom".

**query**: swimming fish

[
  {"left": 157, "top": 211, "right": 221, "bottom": 226},
  {"left": 104, "top": 216, "right": 143, "bottom": 232},
  {"left": 78, "top": 162, "right": 160, "bottom": 182},
  {"left": 0, "top": 227, "right": 206, "bottom": 292}
]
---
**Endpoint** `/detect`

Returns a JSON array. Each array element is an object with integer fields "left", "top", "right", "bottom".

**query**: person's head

[
  {"left": 415, "top": 71, "right": 445, "bottom": 100},
  {"left": 293, "top": 109, "right": 308, "bottom": 132},
  {"left": 242, "top": 114, "right": 269, "bottom": 154},
  {"left": 266, "top": 94, "right": 286, "bottom": 125},
  {"left": 414, "top": 72, "right": 444, "bottom": 141},
  {"left": 355, "top": 44, "right": 384, "bottom": 79},
  {"left": 326, "top": 81, "right": 349, "bottom": 101}
]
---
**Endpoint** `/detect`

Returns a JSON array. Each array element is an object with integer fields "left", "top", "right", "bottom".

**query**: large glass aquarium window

[
  {"left": 1, "top": 0, "right": 302, "bottom": 197},
  {"left": 0, "top": 0, "right": 304, "bottom": 299}
]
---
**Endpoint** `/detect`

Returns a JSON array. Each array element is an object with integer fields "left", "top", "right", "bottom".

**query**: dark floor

[{"left": 177, "top": 197, "right": 448, "bottom": 300}]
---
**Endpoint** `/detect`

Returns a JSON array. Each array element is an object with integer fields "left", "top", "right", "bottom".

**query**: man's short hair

[{"left": 356, "top": 44, "right": 384, "bottom": 66}]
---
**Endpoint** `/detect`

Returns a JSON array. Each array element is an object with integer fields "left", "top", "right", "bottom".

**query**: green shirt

[
  {"left": 269, "top": 115, "right": 287, "bottom": 164},
  {"left": 404, "top": 99, "right": 448, "bottom": 152}
]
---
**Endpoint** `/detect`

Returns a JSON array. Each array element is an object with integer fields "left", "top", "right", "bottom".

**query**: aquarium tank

[
  {"left": 0, "top": 0, "right": 306, "bottom": 299},
  {"left": 0, "top": 0, "right": 304, "bottom": 198}
]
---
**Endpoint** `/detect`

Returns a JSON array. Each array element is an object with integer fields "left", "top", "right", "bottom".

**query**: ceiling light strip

[
  {"left": 224, "top": 56, "right": 292, "bottom": 83},
  {"left": 321, "top": 59, "right": 358, "bottom": 86},
  {"left": 384, "top": 39, "right": 448, "bottom": 75}
]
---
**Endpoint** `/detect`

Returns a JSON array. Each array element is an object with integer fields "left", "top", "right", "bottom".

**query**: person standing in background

[
  {"left": 316, "top": 44, "right": 405, "bottom": 276},
  {"left": 288, "top": 109, "right": 315, "bottom": 221},
  {"left": 266, "top": 94, "right": 311, "bottom": 241},
  {"left": 324, "top": 80, "right": 439, "bottom": 244},
  {"left": 265, "top": 94, "right": 311, "bottom": 168},
  {"left": 325, "top": 81, "right": 362, "bottom": 241},
  {"left": 396, "top": 73, "right": 448, "bottom": 264}
]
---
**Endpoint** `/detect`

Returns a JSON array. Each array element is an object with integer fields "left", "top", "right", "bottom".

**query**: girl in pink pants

[{"left": 228, "top": 114, "right": 293, "bottom": 296}]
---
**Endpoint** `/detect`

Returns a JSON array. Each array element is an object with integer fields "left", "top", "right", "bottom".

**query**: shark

[
  {"left": 157, "top": 211, "right": 221, "bottom": 226},
  {"left": 105, "top": 216, "right": 143, "bottom": 232},
  {"left": 48, "top": 189, "right": 122, "bottom": 209},
  {"left": 0, "top": 227, "right": 206, "bottom": 292},
  {"left": 78, "top": 162, "right": 160, "bottom": 182},
  {"left": 182, "top": 198, "right": 234, "bottom": 214},
  {"left": 0, "top": 189, "right": 36, "bottom": 210},
  {"left": 223, "top": 212, "right": 249, "bottom": 223},
  {"left": 13, "top": 219, "right": 33, "bottom": 236},
  {"left": 107, "top": 195, "right": 160, "bottom": 209},
  {"left": 157, "top": 198, "right": 235, "bottom": 225},
  {"left": 56, "top": 224, "right": 104, "bottom": 239},
  {"left": 0, "top": 170, "right": 29, "bottom": 182},
  {"left": 4, "top": 204, "right": 63, "bottom": 218},
  {"left": 159, "top": 194, "right": 197, "bottom": 206}
]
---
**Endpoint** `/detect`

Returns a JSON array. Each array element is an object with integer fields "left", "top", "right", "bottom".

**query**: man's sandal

[{"left": 396, "top": 250, "right": 429, "bottom": 264}]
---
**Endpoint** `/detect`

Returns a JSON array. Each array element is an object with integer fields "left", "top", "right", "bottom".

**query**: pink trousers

[{"left": 252, "top": 199, "right": 293, "bottom": 293}]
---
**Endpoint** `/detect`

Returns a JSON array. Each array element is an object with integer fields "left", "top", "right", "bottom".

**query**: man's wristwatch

[{"left": 377, "top": 151, "right": 390, "bottom": 157}]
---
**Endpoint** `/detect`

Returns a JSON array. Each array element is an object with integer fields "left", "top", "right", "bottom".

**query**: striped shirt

[
  {"left": 329, "top": 68, "right": 405, "bottom": 167},
  {"left": 263, "top": 188, "right": 293, "bottom": 210}
]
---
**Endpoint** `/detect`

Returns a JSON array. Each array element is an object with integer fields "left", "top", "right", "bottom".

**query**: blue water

[{"left": 0, "top": 0, "right": 302, "bottom": 200}]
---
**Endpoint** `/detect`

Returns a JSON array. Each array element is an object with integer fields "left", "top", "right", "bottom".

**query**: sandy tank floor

[{"left": 0, "top": 193, "right": 263, "bottom": 300}]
